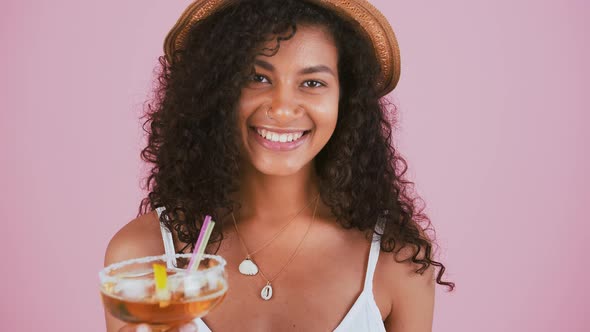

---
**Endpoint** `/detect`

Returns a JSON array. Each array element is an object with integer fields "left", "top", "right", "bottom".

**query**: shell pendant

[
  {"left": 261, "top": 282, "right": 273, "bottom": 300},
  {"left": 238, "top": 257, "right": 259, "bottom": 276}
]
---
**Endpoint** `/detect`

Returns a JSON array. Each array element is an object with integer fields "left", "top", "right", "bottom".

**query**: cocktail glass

[{"left": 100, "top": 253, "right": 227, "bottom": 331}]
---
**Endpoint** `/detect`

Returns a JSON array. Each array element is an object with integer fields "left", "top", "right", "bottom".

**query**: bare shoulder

[
  {"left": 103, "top": 211, "right": 167, "bottom": 331},
  {"left": 374, "top": 245, "right": 436, "bottom": 332},
  {"left": 104, "top": 210, "right": 165, "bottom": 267}
]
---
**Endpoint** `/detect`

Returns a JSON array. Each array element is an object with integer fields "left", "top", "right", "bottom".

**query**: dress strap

[
  {"left": 364, "top": 221, "right": 385, "bottom": 291},
  {"left": 156, "top": 207, "right": 177, "bottom": 268}
]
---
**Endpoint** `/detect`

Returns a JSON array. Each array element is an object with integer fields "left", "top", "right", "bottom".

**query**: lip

[
  {"left": 249, "top": 127, "right": 310, "bottom": 152},
  {"left": 252, "top": 126, "right": 311, "bottom": 134}
]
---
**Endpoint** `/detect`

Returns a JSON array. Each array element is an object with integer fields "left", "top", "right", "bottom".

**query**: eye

[
  {"left": 302, "top": 80, "right": 325, "bottom": 88},
  {"left": 250, "top": 74, "right": 269, "bottom": 84}
]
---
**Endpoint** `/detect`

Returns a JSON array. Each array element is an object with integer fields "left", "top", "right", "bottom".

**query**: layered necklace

[{"left": 231, "top": 195, "right": 320, "bottom": 300}]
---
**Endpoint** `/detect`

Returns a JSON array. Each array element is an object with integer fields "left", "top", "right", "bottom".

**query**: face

[{"left": 236, "top": 25, "right": 340, "bottom": 176}]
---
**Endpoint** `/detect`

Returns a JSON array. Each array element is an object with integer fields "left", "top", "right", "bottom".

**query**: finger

[
  {"left": 119, "top": 324, "right": 152, "bottom": 332},
  {"left": 166, "top": 321, "right": 199, "bottom": 332}
]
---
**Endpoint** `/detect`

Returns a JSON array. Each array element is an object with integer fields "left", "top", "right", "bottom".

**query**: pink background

[{"left": 1, "top": 0, "right": 588, "bottom": 331}]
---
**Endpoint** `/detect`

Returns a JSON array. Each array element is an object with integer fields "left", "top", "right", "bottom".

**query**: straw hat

[{"left": 164, "top": 0, "right": 401, "bottom": 96}]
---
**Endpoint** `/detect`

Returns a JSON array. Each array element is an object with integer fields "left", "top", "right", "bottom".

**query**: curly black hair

[{"left": 139, "top": 0, "right": 454, "bottom": 291}]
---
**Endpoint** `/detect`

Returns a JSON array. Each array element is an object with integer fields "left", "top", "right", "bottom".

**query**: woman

[{"left": 105, "top": 0, "right": 454, "bottom": 331}]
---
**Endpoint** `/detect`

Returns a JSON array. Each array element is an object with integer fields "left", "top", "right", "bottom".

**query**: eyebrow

[{"left": 254, "top": 59, "right": 336, "bottom": 77}]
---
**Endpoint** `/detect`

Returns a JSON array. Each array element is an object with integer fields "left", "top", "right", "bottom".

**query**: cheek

[
  {"left": 237, "top": 88, "right": 263, "bottom": 111},
  {"left": 236, "top": 92, "right": 265, "bottom": 129},
  {"left": 315, "top": 101, "right": 339, "bottom": 135},
  {"left": 236, "top": 97, "right": 250, "bottom": 120},
  {"left": 234, "top": 102, "right": 251, "bottom": 148},
  {"left": 236, "top": 97, "right": 255, "bottom": 131}
]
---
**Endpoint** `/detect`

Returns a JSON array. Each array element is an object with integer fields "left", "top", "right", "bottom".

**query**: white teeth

[{"left": 255, "top": 128, "right": 307, "bottom": 143}]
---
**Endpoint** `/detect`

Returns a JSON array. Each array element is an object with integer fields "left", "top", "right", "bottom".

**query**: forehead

[{"left": 257, "top": 25, "right": 338, "bottom": 68}]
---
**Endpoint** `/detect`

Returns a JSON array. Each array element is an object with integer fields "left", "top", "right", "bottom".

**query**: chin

[{"left": 251, "top": 159, "right": 310, "bottom": 177}]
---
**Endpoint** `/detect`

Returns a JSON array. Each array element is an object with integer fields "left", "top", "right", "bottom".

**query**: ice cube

[
  {"left": 183, "top": 275, "right": 206, "bottom": 298},
  {"left": 114, "top": 279, "right": 151, "bottom": 300}
]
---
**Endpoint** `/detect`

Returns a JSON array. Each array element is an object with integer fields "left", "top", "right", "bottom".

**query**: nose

[{"left": 267, "top": 85, "right": 304, "bottom": 122}]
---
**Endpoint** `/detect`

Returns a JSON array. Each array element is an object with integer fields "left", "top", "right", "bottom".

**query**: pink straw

[{"left": 187, "top": 215, "right": 212, "bottom": 270}]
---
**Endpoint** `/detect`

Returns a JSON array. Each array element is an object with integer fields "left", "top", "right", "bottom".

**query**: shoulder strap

[
  {"left": 156, "top": 207, "right": 177, "bottom": 268},
  {"left": 364, "top": 221, "right": 384, "bottom": 290}
]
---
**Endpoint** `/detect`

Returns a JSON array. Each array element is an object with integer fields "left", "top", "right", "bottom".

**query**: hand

[{"left": 118, "top": 322, "right": 199, "bottom": 332}]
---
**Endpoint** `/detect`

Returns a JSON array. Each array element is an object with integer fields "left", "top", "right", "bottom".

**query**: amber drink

[{"left": 100, "top": 253, "right": 227, "bottom": 330}]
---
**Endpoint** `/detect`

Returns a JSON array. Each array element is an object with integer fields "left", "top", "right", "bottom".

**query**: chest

[{"left": 200, "top": 227, "right": 388, "bottom": 331}]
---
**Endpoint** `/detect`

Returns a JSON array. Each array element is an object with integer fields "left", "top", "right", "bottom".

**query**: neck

[{"left": 233, "top": 161, "right": 320, "bottom": 225}]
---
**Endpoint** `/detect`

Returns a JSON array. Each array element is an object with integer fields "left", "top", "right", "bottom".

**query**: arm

[{"left": 384, "top": 262, "right": 435, "bottom": 332}]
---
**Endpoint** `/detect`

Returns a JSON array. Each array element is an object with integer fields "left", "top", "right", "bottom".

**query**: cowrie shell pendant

[
  {"left": 261, "top": 283, "right": 273, "bottom": 300},
  {"left": 239, "top": 257, "right": 259, "bottom": 276}
]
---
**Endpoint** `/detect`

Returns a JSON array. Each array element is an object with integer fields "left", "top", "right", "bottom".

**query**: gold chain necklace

[
  {"left": 231, "top": 194, "right": 319, "bottom": 277},
  {"left": 232, "top": 195, "right": 319, "bottom": 300}
]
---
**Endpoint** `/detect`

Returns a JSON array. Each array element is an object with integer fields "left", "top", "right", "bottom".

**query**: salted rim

[{"left": 99, "top": 253, "right": 227, "bottom": 284}]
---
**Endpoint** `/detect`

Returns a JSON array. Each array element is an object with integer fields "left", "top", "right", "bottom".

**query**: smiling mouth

[{"left": 250, "top": 127, "right": 312, "bottom": 143}]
